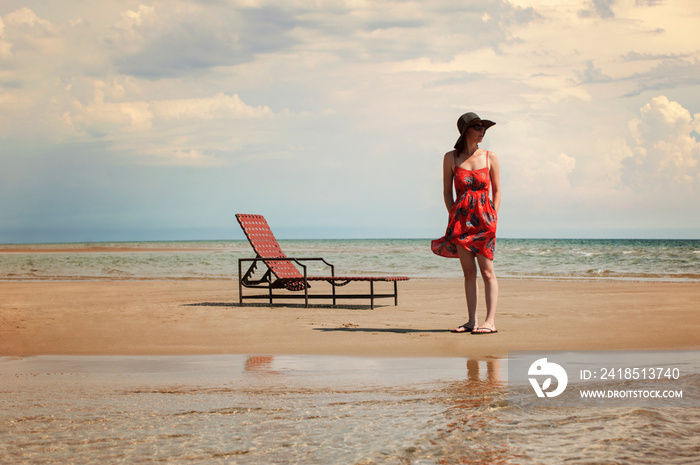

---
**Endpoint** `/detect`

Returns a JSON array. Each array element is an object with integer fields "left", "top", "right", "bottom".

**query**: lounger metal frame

[{"left": 236, "top": 214, "right": 409, "bottom": 309}]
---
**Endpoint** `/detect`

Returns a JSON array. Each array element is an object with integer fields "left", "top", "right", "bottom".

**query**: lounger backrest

[{"left": 236, "top": 214, "right": 304, "bottom": 280}]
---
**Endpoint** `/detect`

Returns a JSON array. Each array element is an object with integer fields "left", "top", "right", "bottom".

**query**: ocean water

[
  {"left": 2, "top": 355, "right": 698, "bottom": 465},
  {"left": 0, "top": 238, "right": 699, "bottom": 282}
]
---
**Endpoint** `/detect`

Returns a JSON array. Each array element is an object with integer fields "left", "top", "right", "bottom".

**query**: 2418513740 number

[{"left": 599, "top": 367, "right": 681, "bottom": 380}]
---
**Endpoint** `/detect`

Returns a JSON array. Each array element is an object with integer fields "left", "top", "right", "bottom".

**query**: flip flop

[
  {"left": 472, "top": 327, "right": 498, "bottom": 335},
  {"left": 451, "top": 324, "right": 474, "bottom": 333}
]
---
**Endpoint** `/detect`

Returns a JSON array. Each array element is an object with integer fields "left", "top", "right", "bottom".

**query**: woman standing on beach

[{"left": 431, "top": 112, "right": 500, "bottom": 334}]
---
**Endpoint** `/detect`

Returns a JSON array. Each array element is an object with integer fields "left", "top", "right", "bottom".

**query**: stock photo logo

[{"left": 528, "top": 358, "right": 568, "bottom": 398}]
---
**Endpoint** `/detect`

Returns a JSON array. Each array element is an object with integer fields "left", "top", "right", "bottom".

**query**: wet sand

[{"left": 2, "top": 278, "right": 699, "bottom": 357}]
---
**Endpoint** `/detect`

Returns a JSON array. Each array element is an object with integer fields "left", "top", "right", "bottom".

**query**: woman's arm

[
  {"left": 442, "top": 151, "right": 455, "bottom": 212},
  {"left": 489, "top": 152, "right": 501, "bottom": 213}
]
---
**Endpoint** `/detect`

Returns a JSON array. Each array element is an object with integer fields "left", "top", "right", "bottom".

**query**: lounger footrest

[
  {"left": 294, "top": 276, "right": 410, "bottom": 282},
  {"left": 284, "top": 275, "right": 409, "bottom": 287}
]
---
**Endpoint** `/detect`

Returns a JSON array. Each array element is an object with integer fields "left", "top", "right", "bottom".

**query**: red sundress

[{"left": 431, "top": 154, "right": 498, "bottom": 260}]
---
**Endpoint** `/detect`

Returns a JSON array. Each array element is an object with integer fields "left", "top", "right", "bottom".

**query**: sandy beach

[
  {"left": 4, "top": 277, "right": 699, "bottom": 464},
  {"left": 2, "top": 278, "right": 698, "bottom": 358}
]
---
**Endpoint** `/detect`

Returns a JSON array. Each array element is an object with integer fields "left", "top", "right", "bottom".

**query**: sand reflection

[
  {"left": 434, "top": 358, "right": 520, "bottom": 464},
  {"left": 244, "top": 355, "right": 275, "bottom": 372}
]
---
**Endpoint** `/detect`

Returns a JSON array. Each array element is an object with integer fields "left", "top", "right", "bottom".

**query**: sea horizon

[{"left": 3, "top": 235, "right": 700, "bottom": 246}]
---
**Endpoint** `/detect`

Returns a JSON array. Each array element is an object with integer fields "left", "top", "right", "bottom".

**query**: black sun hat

[{"left": 454, "top": 112, "right": 496, "bottom": 149}]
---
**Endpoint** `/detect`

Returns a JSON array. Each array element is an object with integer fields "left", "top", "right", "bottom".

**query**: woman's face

[{"left": 467, "top": 124, "right": 486, "bottom": 143}]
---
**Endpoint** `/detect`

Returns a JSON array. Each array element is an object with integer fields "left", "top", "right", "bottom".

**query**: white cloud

[
  {"left": 0, "top": 18, "right": 12, "bottom": 58},
  {"left": 623, "top": 95, "right": 700, "bottom": 189},
  {"left": 4, "top": 7, "right": 55, "bottom": 30},
  {"left": 115, "top": 4, "right": 155, "bottom": 33},
  {"left": 66, "top": 87, "right": 274, "bottom": 135},
  {"left": 69, "top": 98, "right": 153, "bottom": 134},
  {"left": 64, "top": 87, "right": 278, "bottom": 165},
  {"left": 152, "top": 93, "right": 273, "bottom": 121},
  {"left": 1, "top": 7, "right": 61, "bottom": 55},
  {"left": 140, "top": 147, "right": 229, "bottom": 166}
]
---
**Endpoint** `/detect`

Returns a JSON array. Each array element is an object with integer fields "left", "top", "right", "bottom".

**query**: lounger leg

[
  {"left": 331, "top": 267, "right": 336, "bottom": 307},
  {"left": 268, "top": 276, "right": 273, "bottom": 305},
  {"left": 238, "top": 260, "right": 243, "bottom": 306}
]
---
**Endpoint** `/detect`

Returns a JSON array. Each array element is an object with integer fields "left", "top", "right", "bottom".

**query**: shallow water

[{"left": 2, "top": 355, "right": 698, "bottom": 464}]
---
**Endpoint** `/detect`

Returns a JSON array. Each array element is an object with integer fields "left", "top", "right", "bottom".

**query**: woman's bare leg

[
  {"left": 454, "top": 246, "right": 478, "bottom": 331},
  {"left": 473, "top": 254, "right": 498, "bottom": 333}
]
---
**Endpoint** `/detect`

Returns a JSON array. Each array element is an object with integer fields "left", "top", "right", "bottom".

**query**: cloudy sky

[{"left": 1, "top": 0, "right": 699, "bottom": 243}]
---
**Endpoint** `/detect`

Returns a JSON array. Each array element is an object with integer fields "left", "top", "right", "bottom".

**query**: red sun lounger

[{"left": 236, "top": 214, "right": 410, "bottom": 309}]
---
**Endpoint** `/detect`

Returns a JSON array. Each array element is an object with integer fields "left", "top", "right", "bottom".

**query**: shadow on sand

[
  {"left": 313, "top": 327, "right": 449, "bottom": 334},
  {"left": 185, "top": 302, "right": 379, "bottom": 310}
]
